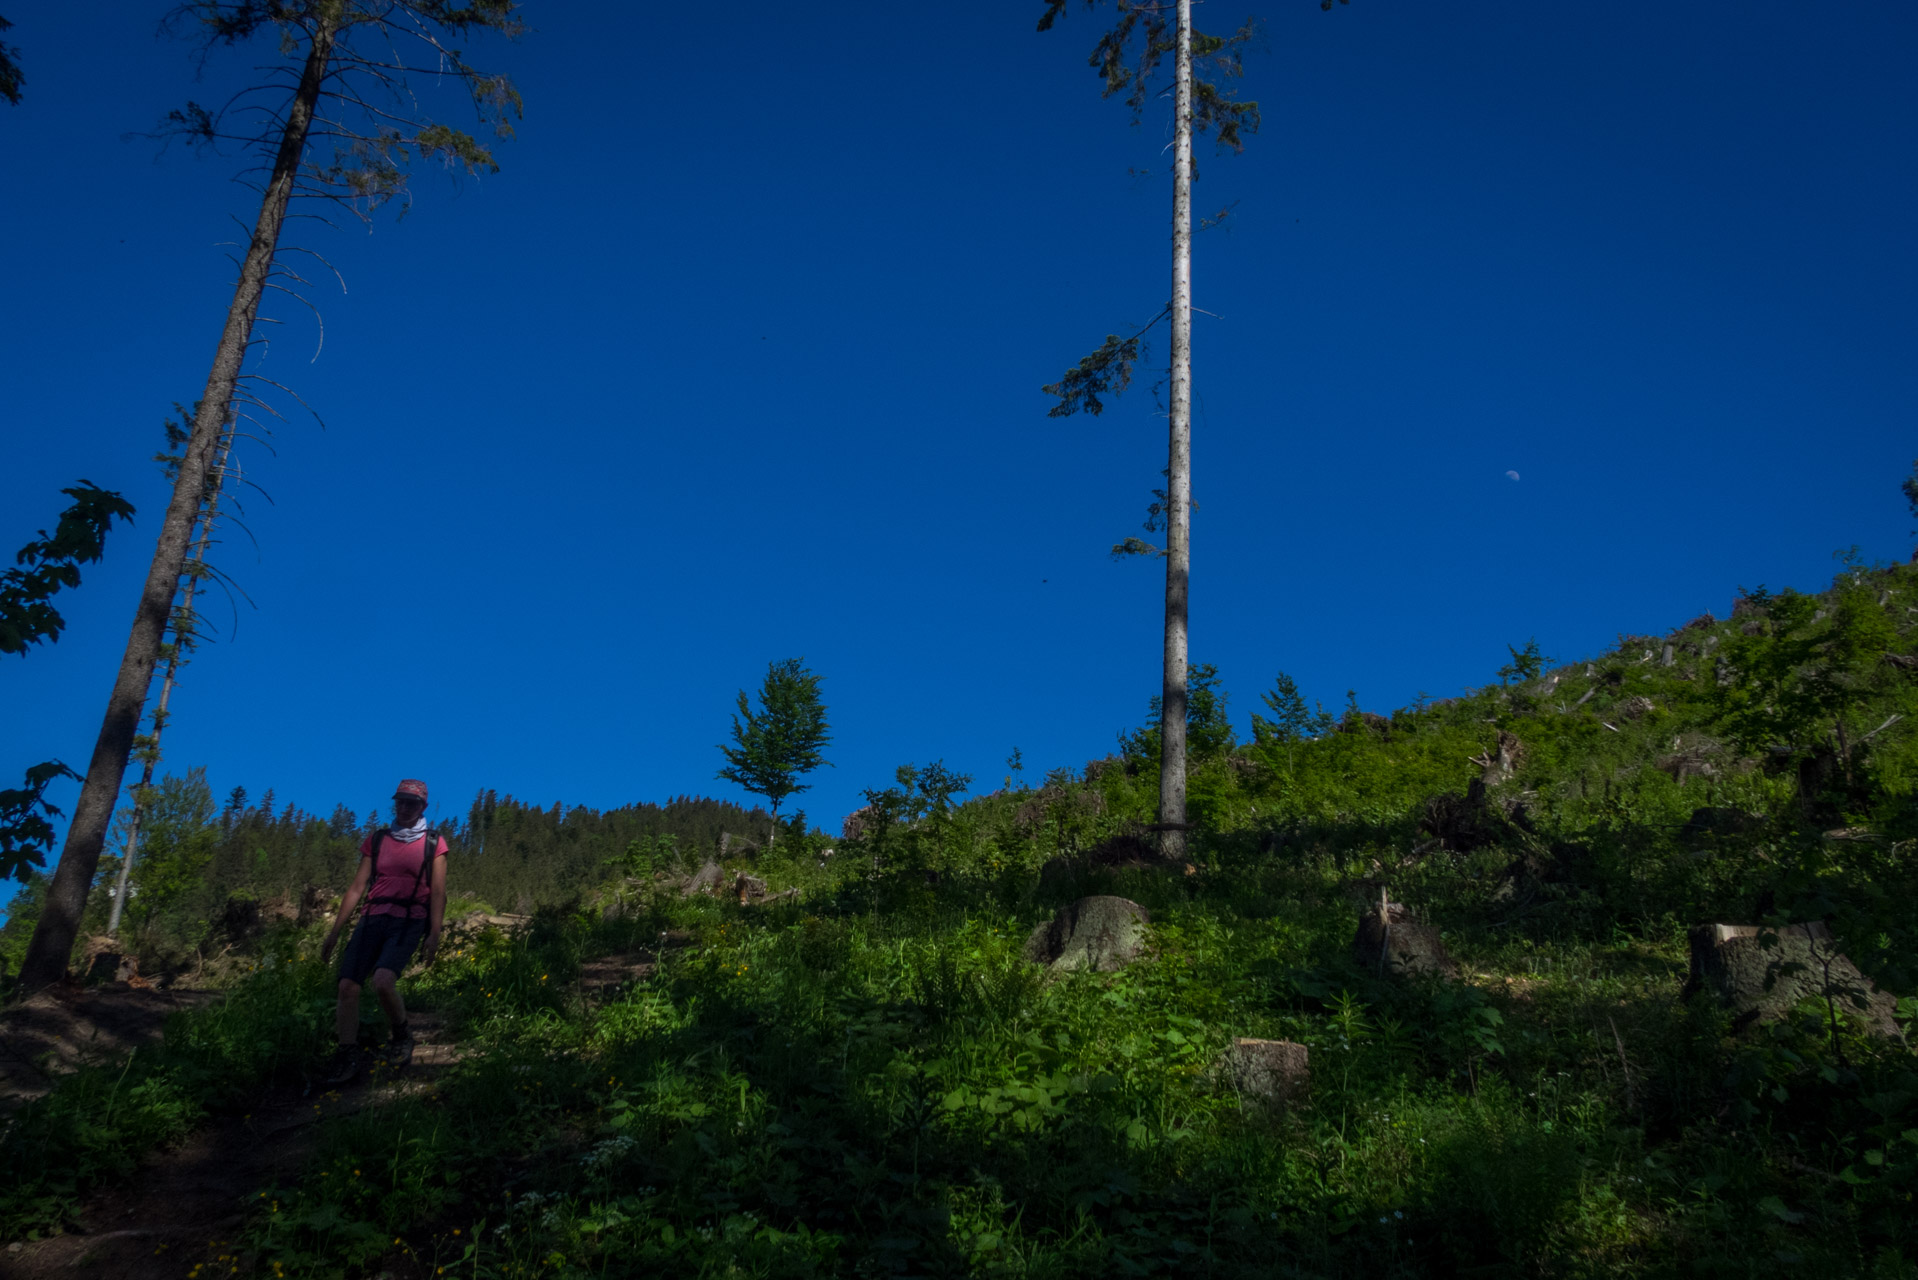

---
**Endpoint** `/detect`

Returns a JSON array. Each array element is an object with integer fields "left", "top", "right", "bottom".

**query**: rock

[
  {"left": 1352, "top": 902, "right": 1458, "bottom": 979},
  {"left": 1220, "top": 1038, "right": 1309, "bottom": 1112},
  {"left": 1617, "top": 696, "right": 1656, "bottom": 721},
  {"left": 683, "top": 860, "right": 725, "bottom": 897},
  {"left": 1023, "top": 896, "right": 1151, "bottom": 973},
  {"left": 1685, "top": 922, "right": 1901, "bottom": 1037}
]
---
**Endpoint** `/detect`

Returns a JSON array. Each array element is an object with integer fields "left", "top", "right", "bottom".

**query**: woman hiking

[{"left": 318, "top": 778, "right": 448, "bottom": 1085}]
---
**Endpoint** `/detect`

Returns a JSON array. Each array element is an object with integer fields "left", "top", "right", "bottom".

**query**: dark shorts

[{"left": 338, "top": 913, "right": 427, "bottom": 985}]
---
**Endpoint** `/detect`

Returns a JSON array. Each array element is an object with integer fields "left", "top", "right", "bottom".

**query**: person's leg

[
  {"left": 335, "top": 978, "right": 363, "bottom": 1045},
  {"left": 368, "top": 967, "right": 407, "bottom": 1032}
]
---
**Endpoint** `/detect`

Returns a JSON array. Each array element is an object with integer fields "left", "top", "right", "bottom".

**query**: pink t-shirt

[{"left": 358, "top": 831, "right": 448, "bottom": 920}]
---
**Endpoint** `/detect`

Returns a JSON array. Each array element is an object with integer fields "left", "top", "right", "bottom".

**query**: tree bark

[
  {"left": 17, "top": 17, "right": 337, "bottom": 993},
  {"left": 106, "top": 423, "right": 232, "bottom": 937},
  {"left": 1158, "top": 0, "right": 1194, "bottom": 861}
]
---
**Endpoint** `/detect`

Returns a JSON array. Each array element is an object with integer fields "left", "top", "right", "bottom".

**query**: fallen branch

[{"left": 1860, "top": 713, "right": 1903, "bottom": 743}]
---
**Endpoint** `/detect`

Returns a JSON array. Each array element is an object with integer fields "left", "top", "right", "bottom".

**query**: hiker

[{"left": 317, "top": 778, "right": 447, "bottom": 1084}]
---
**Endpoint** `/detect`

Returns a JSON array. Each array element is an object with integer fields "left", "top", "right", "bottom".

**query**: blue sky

[{"left": 4, "top": 1, "right": 1915, "bottom": 899}]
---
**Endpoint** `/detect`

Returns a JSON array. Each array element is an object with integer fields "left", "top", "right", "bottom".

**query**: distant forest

[{"left": 0, "top": 787, "right": 780, "bottom": 973}]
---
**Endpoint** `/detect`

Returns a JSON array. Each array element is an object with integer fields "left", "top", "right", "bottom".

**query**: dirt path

[
  {"left": 1, "top": 1012, "right": 462, "bottom": 1280},
  {"left": 0, "top": 985, "right": 221, "bottom": 1113}
]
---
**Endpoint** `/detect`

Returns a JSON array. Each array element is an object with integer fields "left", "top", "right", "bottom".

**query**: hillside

[{"left": 3, "top": 556, "right": 1917, "bottom": 1278}]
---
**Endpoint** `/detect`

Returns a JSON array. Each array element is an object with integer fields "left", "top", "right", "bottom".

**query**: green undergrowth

[
  {"left": 0, "top": 947, "right": 336, "bottom": 1239},
  {"left": 239, "top": 859, "right": 1915, "bottom": 1278},
  {"left": 14, "top": 557, "right": 1918, "bottom": 1275}
]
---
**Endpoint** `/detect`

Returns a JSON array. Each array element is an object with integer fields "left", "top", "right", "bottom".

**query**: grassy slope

[{"left": 7, "top": 561, "right": 1918, "bottom": 1277}]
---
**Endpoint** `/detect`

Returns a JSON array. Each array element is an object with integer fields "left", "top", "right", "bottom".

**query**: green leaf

[{"left": 1758, "top": 1196, "right": 1803, "bottom": 1224}]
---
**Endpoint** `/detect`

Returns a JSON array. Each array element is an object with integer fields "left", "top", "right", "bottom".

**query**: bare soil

[{"left": 0, "top": 984, "right": 221, "bottom": 1113}]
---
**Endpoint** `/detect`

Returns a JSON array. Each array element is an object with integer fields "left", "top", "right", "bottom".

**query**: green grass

[
  {"left": 230, "top": 849, "right": 1916, "bottom": 1278},
  {"left": 17, "top": 559, "right": 1918, "bottom": 1275},
  {"left": 0, "top": 949, "right": 337, "bottom": 1239}
]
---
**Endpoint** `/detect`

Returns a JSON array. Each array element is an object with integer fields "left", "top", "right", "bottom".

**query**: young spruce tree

[
  {"left": 18, "top": 0, "right": 525, "bottom": 993},
  {"left": 717, "top": 659, "right": 832, "bottom": 848}
]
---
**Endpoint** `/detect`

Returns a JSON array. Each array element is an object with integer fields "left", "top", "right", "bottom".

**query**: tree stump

[
  {"left": 1352, "top": 902, "right": 1458, "bottom": 979},
  {"left": 1221, "top": 1038, "right": 1309, "bottom": 1112},
  {"left": 1023, "top": 896, "right": 1151, "bottom": 973},
  {"left": 682, "top": 860, "right": 725, "bottom": 897},
  {"left": 1685, "top": 923, "right": 1901, "bottom": 1037}
]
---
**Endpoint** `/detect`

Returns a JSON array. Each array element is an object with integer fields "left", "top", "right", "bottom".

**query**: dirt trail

[
  {"left": 0, "top": 946, "right": 664, "bottom": 1279},
  {"left": 0, "top": 985, "right": 221, "bottom": 1113},
  {"left": 1, "top": 1012, "right": 462, "bottom": 1280}
]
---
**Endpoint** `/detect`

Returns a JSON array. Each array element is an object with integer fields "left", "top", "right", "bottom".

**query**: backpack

[{"left": 363, "top": 827, "right": 440, "bottom": 917}]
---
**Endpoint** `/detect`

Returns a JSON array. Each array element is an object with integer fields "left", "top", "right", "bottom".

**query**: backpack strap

[{"left": 411, "top": 828, "right": 438, "bottom": 917}]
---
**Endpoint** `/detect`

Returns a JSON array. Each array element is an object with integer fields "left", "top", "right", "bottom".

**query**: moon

[{"left": 1504, "top": 470, "right": 1521, "bottom": 481}]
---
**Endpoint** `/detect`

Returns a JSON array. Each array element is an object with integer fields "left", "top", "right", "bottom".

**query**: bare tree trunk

[
  {"left": 1158, "top": 0, "right": 1194, "bottom": 861},
  {"left": 105, "top": 424, "right": 233, "bottom": 937},
  {"left": 17, "top": 17, "right": 338, "bottom": 993}
]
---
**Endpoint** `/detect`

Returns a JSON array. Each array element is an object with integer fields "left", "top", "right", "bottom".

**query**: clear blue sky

[{"left": 4, "top": 2, "right": 1915, "bottom": 897}]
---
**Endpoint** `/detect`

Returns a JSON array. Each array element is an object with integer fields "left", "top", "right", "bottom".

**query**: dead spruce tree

[
  {"left": 106, "top": 407, "right": 241, "bottom": 937},
  {"left": 18, "top": 0, "right": 524, "bottom": 993},
  {"left": 1040, "top": 1, "right": 1348, "bottom": 857}
]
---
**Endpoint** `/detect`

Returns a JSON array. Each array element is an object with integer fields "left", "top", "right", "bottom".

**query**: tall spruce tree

[
  {"left": 716, "top": 659, "right": 832, "bottom": 846},
  {"left": 17, "top": 0, "right": 525, "bottom": 993},
  {"left": 1040, "top": 1, "right": 1346, "bottom": 857}
]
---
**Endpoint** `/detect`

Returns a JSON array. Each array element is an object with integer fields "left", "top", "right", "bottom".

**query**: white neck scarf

[{"left": 388, "top": 816, "right": 429, "bottom": 844}]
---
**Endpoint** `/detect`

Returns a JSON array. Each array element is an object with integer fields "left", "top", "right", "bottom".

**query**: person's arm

[
  {"left": 321, "top": 851, "right": 374, "bottom": 963},
  {"left": 422, "top": 841, "right": 448, "bottom": 965}
]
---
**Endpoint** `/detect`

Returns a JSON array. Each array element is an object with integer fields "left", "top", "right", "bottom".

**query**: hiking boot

[
  {"left": 386, "top": 1026, "right": 415, "bottom": 1070},
  {"left": 318, "top": 1044, "right": 362, "bottom": 1087}
]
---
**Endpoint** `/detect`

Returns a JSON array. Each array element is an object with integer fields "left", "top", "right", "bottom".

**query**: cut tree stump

[
  {"left": 1023, "top": 896, "right": 1151, "bottom": 973},
  {"left": 682, "top": 860, "right": 725, "bottom": 897},
  {"left": 1220, "top": 1037, "right": 1309, "bottom": 1112},
  {"left": 1352, "top": 902, "right": 1458, "bottom": 980},
  {"left": 1685, "top": 922, "right": 1901, "bottom": 1037}
]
